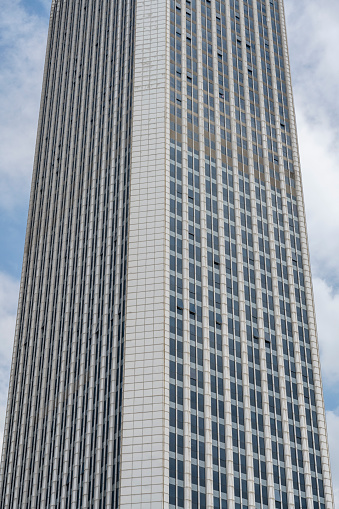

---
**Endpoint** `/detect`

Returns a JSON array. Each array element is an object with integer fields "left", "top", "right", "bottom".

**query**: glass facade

[
  {"left": 0, "top": 0, "right": 334, "bottom": 508},
  {"left": 168, "top": 0, "right": 332, "bottom": 507},
  {"left": 0, "top": 0, "right": 135, "bottom": 507}
]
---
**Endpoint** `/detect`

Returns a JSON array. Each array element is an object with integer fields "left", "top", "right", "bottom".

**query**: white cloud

[
  {"left": 285, "top": 0, "right": 339, "bottom": 124},
  {"left": 326, "top": 409, "right": 339, "bottom": 507},
  {"left": 0, "top": 0, "right": 48, "bottom": 452},
  {"left": 0, "top": 0, "right": 338, "bottom": 497},
  {"left": 0, "top": 272, "right": 19, "bottom": 453},
  {"left": 0, "top": 0, "right": 49, "bottom": 211},
  {"left": 297, "top": 113, "right": 339, "bottom": 285},
  {"left": 284, "top": 0, "right": 339, "bottom": 286},
  {"left": 285, "top": 0, "right": 339, "bottom": 496},
  {"left": 313, "top": 278, "right": 339, "bottom": 387}
]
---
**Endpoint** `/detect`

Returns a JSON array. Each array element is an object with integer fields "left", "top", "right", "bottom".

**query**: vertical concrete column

[{"left": 119, "top": 0, "right": 170, "bottom": 507}]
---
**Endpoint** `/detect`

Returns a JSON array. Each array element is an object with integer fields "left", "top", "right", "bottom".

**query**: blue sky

[{"left": 0, "top": 0, "right": 338, "bottom": 502}]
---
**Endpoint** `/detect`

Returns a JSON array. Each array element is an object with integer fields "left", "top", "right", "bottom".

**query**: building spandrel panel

[{"left": 0, "top": 0, "right": 334, "bottom": 508}]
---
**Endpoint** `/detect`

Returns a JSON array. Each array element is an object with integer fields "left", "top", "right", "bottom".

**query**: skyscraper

[{"left": 0, "top": 0, "right": 334, "bottom": 507}]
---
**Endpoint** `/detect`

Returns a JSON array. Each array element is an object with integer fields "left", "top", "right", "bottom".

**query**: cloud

[
  {"left": 297, "top": 113, "right": 339, "bottom": 286},
  {"left": 326, "top": 408, "right": 339, "bottom": 508},
  {"left": 0, "top": 0, "right": 338, "bottom": 498},
  {"left": 313, "top": 278, "right": 339, "bottom": 387},
  {"left": 0, "top": 0, "right": 49, "bottom": 211},
  {"left": 285, "top": 0, "right": 339, "bottom": 126},
  {"left": 284, "top": 0, "right": 339, "bottom": 286},
  {"left": 0, "top": 272, "right": 19, "bottom": 453},
  {"left": 0, "top": 0, "right": 49, "bottom": 449},
  {"left": 285, "top": 0, "right": 339, "bottom": 496}
]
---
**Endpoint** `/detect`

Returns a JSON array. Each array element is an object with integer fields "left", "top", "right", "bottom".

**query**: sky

[{"left": 0, "top": 0, "right": 338, "bottom": 502}]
